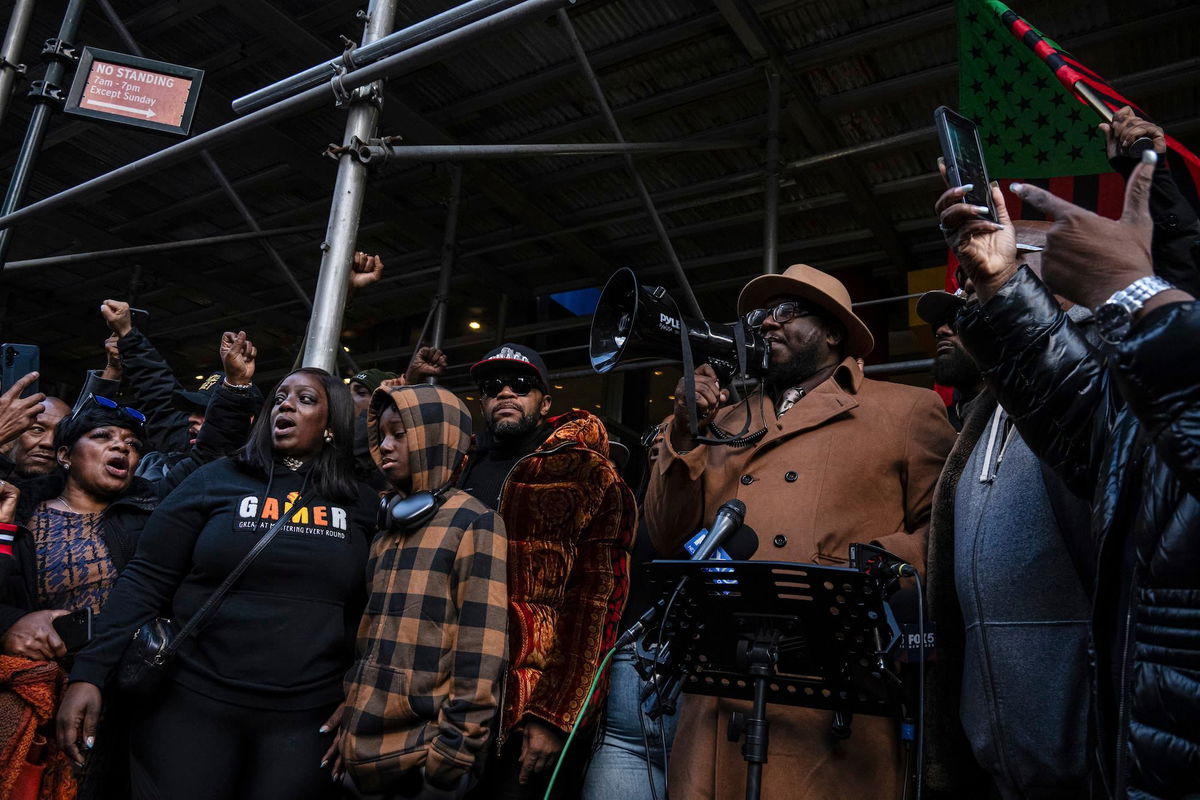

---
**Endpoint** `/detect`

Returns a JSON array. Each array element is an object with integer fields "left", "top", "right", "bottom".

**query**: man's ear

[{"left": 539, "top": 393, "right": 552, "bottom": 418}]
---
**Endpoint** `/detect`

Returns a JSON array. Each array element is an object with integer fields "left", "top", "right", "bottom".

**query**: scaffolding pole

[
  {"left": 430, "top": 164, "right": 463, "bottom": 371},
  {"left": 233, "top": 0, "right": 541, "bottom": 115},
  {"left": 762, "top": 70, "right": 781, "bottom": 275},
  {"left": 556, "top": 7, "right": 704, "bottom": 319},
  {"left": 0, "top": 0, "right": 572, "bottom": 238},
  {"left": 354, "top": 140, "right": 753, "bottom": 163},
  {"left": 0, "top": 0, "right": 88, "bottom": 271},
  {"left": 4, "top": 224, "right": 324, "bottom": 271},
  {"left": 0, "top": 0, "right": 35, "bottom": 127},
  {"left": 302, "top": 0, "right": 398, "bottom": 372}
]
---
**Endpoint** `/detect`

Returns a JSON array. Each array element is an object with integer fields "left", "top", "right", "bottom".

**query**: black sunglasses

[
  {"left": 73, "top": 393, "right": 147, "bottom": 426},
  {"left": 744, "top": 301, "right": 814, "bottom": 330},
  {"left": 479, "top": 376, "right": 542, "bottom": 398}
]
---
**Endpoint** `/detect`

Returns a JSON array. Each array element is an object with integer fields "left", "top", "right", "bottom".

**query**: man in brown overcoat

[{"left": 645, "top": 263, "right": 955, "bottom": 800}]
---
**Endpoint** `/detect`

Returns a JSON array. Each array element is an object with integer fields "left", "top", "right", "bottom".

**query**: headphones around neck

[{"left": 377, "top": 487, "right": 447, "bottom": 533}]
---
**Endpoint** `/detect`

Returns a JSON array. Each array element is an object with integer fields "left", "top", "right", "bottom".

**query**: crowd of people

[{"left": 0, "top": 105, "right": 1196, "bottom": 800}]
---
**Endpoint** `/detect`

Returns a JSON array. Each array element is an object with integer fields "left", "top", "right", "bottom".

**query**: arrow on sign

[{"left": 84, "top": 98, "right": 157, "bottom": 119}]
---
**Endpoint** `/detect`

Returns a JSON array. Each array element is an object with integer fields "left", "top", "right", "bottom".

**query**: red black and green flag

[{"left": 957, "top": 0, "right": 1200, "bottom": 217}]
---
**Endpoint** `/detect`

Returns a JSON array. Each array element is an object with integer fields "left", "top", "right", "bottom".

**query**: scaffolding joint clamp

[
  {"left": 27, "top": 80, "right": 65, "bottom": 106},
  {"left": 40, "top": 38, "right": 77, "bottom": 64},
  {"left": 0, "top": 57, "right": 27, "bottom": 76}
]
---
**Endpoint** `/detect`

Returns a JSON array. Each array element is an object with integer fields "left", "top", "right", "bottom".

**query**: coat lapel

[{"left": 756, "top": 358, "right": 863, "bottom": 449}]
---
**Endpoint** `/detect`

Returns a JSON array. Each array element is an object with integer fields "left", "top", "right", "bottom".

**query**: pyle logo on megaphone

[{"left": 658, "top": 312, "right": 681, "bottom": 333}]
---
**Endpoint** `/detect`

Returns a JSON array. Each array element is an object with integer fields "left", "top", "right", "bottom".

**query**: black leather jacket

[{"left": 958, "top": 267, "right": 1200, "bottom": 799}]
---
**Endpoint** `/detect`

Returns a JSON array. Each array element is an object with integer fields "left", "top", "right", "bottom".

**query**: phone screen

[
  {"left": 935, "top": 107, "right": 997, "bottom": 223},
  {"left": 947, "top": 120, "right": 993, "bottom": 213}
]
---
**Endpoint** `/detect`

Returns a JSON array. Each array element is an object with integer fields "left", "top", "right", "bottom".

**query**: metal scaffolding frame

[{"left": 0, "top": 0, "right": 959, "bottom": 397}]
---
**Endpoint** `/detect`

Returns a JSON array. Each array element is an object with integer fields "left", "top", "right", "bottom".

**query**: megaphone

[{"left": 590, "top": 268, "right": 768, "bottom": 382}]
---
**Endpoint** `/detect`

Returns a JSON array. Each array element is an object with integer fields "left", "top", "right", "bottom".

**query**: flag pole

[{"left": 1072, "top": 81, "right": 1114, "bottom": 122}]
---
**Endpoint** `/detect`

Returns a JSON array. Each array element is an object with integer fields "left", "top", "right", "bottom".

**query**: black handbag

[{"left": 116, "top": 492, "right": 307, "bottom": 695}]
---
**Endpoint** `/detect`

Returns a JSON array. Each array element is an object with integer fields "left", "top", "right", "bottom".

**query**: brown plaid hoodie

[{"left": 342, "top": 385, "right": 508, "bottom": 793}]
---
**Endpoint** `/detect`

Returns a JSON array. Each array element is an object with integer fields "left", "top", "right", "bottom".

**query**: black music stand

[{"left": 640, "top": 560, "right": 906, "bottom": 800}]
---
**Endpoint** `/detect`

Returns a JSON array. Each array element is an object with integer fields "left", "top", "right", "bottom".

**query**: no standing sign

[{"left": 64, "top": 47, "right": 204, "bottom": 136}]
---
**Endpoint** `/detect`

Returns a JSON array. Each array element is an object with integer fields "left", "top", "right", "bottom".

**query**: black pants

[
  {"left": 129, "top": 680, "right": 340, "bottom": 800},
  {"left": 466, "top": 725, "right": 595, "bottom": 800}
]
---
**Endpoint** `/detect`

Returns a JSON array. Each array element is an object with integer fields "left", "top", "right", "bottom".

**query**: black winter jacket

[{"left": 958, "top": 267, "right": 1200, "bottom": 800}]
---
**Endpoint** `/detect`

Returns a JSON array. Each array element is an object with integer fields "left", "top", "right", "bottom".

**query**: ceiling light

[
  {"left": 553, "top": 384, "right": 564, "bottom": 389},
  {"left": 342, "top": 378, "right": 351, "bottom": 384},
  {"left": 653, "top": 370, "right": 663, "bottom": 376},
  {"left": 343, "top": 345, "right": 351, "bottom": 352},
  {"left": 468, "top": 321, "right": 482, "bottom": 330},
  {"left": 194, "top": 374, "right": 204, "bottom": 380},
  {"left": 667, "top": 395, "right": 676, "bottom": 400},
  {"left": 465, "top": 396, "right": 475, "bottom": 401}
]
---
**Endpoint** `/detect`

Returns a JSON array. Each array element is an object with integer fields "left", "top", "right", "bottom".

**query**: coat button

[
  {"left": 784, "top": 471, "right": 798, "bottom": 482},
  {"left": 740, "top": 474, "right": 754, "bottom": 485},
  {"left": 773, "top": 535, "right": 787, "bottom": 548}
]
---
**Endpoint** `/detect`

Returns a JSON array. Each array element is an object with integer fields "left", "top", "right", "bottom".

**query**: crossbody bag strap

[{"left": 160, "top": 491, "right": 308, "bottom": 660}]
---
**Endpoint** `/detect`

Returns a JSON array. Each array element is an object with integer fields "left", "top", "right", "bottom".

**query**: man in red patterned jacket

[{"left": 458, "top": 343, "right": 636, "bottom": 800}]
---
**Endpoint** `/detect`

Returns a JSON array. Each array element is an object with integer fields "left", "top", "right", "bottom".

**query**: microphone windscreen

[{"left": 725, "top": 524, "right": 759, "bottom": 560}]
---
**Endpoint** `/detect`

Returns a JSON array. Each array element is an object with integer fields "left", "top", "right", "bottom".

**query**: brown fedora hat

[{"left": 737, "top": 263, "right": 875, "bottom": 358}]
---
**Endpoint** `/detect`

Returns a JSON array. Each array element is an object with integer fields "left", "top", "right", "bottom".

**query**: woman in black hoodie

[{"left": 57, "top": 367, "right": 377, "bottom": 800}]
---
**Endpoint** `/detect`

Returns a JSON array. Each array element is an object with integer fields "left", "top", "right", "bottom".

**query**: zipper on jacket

[{"left": 1114, "top": 572, "right": 1137, "bottom": 796}]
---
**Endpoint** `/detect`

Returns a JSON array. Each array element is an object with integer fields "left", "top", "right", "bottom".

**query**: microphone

[
  {"left": 616, "top": 499, "right": 749, "bottom": 649},
  {"left": 688, "top": 499, "right": 747, "bottom": 562}
]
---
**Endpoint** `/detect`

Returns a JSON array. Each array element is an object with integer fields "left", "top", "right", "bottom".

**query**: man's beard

[
  {"left": 764, "top": 348, "right": 828, "bottom": 395},
  {"left": 489, "top": 410, "right": 541, "bottom": 440},
  {"left": 932, "top": 345, "right": 981, "bottom": 390}
]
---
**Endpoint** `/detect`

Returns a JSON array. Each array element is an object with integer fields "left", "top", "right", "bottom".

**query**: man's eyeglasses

[
  {"left": 478, "top": 376, "right": 542, "bottom": 398},
  {"left": 745, "top": 301, "right": 814, "bottom": 330},
  {"left": 74, "top": 394, "right": 147, "bottom": 425}
]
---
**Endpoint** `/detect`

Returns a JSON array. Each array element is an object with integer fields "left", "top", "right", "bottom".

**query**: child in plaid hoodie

[{"left": 342, "top": 384, "right": 508, "bottom": 799}]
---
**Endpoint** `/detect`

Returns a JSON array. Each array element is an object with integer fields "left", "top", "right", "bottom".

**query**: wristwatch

[{"left": 1094, "top": 275, "right": 1174, "bottom": 344}]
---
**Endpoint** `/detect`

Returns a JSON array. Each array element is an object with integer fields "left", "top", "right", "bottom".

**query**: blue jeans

[{"left": 581, "top": 646, "right": 678, "bottom": 800}]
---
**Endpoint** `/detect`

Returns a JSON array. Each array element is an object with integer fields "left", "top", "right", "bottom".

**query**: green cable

[{"left": 542, "top": 646, "right": 616, "bottom": 800}]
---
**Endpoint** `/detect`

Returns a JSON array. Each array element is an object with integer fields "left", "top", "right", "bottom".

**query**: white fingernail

[
  {"left": 959, "top": 183, "right": 974, "bottom": 192},
  {"left": 85, "top": 736, "right": 95, "bottom": 749},
  {"left": 1009, "top": 182, "right": 1023, "bottom": 193},
  {"left": 1141, "top": 149, "right": 1158, "bottom": 165}
]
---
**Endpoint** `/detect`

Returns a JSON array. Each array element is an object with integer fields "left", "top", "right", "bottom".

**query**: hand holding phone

[
  {"left": 52, "top": 608, "right": 94, "bottom": 653},
  {"left": 934, "top": 106, "right": 997, "bottom": 223},
  {"left": 1, "top": 344, "right": 40, "bottom": 399}
]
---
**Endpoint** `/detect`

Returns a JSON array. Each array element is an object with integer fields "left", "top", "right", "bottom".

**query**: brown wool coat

[{"left": 645, "top": 358, "right": 955, "bottom": 800}]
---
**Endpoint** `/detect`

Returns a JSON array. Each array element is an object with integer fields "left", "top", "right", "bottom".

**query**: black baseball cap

[
  {"left": 916, "top": 290, "right": 966, "bottom": 329},
  {"left": 173, "top": 372, "right": 223, "bottom": 413},
  {"left": 469, "top": 343, "right": 548, "bottom": 387}
]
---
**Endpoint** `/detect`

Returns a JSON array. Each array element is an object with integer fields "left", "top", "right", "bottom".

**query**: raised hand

[
  {"left": 1100, "top": 105, "right": 1166, "bottom": 161},
  {"left": 220, "top": 331, "right": 257, "bottom": 386},
  {"left": 934, "top": 160, "right": 1018, "bottom": 301},
  {"left": 1010, "top": 151, "right": 1167, "bottom": 310},
  {"left": 404, "top": 347, "right": 448, "bottom": 385},
  {"left": 0, "top": 372, "right": 46, "bottom": 447},
  {"left": 100, "top": 299, "right": 133, "bottom": 338},
  {"left": 101, "top": 334, "right": 123, "bottom": 382},
  {"left": 349, "top": 251, "right": 384, "bottom": 292}
]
